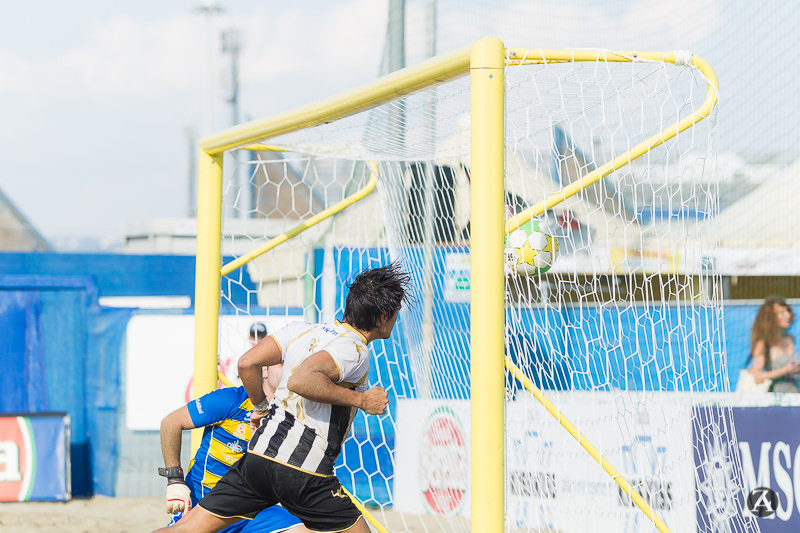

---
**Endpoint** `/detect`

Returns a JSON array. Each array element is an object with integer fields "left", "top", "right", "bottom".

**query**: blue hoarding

[
  {"left": 0, "top": 413, "right": 70, "bottom": 501},
  {"left": 695, "top": 406, "right": 800, "bottom": 532}
]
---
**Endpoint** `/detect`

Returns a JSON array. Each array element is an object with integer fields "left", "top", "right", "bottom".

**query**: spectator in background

[
  {"left": 745, "top": 296, "right": 800, "bottom": 393},
  {"left": 249, "top": 322, "right": 268, "bottom": 346},
  {"left": 219, "top": 323, "right": 271, "bottom": 385},
  {"left": 247, "top": 322, "right": 282, "bottom": 400}
]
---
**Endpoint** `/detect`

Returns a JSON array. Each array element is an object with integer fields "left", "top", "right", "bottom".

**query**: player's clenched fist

[
  {"left": 250, "top": 409, "right": 270, "bottom": 433},
  {"left": 165, "top": 482, "right": 192, "bottom": 513},
  {"left": 359, "top": 386, "right": 389, "bottom": 415}
]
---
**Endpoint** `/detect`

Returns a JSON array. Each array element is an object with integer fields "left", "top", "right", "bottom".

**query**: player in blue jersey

[{"left": 158, "top": 324, "right": 308, "bottom": 533}]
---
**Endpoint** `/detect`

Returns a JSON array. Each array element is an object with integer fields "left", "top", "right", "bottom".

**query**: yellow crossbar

[
  {"left": 199, "top": 47, "right": 472, "bottom": 156},
  {"left": 240, "top": 144, "right": 289, "bottom": 152},
  {"left": 217, "top": 371, "right": 234, "bottom": 388},
  {"left": 504, "top": 51, "right": 718, "bottom": 232},
  {"left": 220, "top": 166, "right": 377, "bottom": 277}
]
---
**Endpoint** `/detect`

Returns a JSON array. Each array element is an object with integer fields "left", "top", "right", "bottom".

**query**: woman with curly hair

[{"left": 745, "top": 296, "right": 800, "bottom": 393}]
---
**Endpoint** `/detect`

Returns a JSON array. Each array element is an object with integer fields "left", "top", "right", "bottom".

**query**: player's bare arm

[
  {"left": 750, "top": 339, "right": 798, "bottom": 384},
  {"left": 287, "top": 350, "right": 389, "bottom": 414},
  {"left": 159, "top": 406, "right": 196, "bottom": 514},
  {"left": 238, "top": 335, "right": 283, "bottom": 408},
  {"left": 160, "top": 405, "right": 195, "bottom": 467}
]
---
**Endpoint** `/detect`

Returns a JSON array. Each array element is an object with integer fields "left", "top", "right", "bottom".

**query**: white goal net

[{"left": 210, "top": 46, "right": 758, "bottom": 533}]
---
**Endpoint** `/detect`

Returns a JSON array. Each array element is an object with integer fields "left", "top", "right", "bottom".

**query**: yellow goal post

[{"left": 193, "top": 38, "right": 726, "bottom": 532}]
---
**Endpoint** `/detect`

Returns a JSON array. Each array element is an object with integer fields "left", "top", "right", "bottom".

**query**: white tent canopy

[
  {"left": 709, "top": 157, "right": 800, "bottom": 247},
  {"left": 704, "top": 157, "right": 800, "bottom": 275}
]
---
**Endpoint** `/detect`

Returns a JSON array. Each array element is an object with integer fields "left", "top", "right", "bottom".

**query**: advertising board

[{"left": 0, "top": 413, "right": 70, "bottom": 502}]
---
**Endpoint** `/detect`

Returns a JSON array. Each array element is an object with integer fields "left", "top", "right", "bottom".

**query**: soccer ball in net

[{"left": 504, "top": 219, "right": 558, "bottom": 276}]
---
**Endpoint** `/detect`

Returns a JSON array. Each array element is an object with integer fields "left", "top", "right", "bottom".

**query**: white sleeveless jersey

[{"left": 248, "top": 320, "right": 370, "bottom": 475}]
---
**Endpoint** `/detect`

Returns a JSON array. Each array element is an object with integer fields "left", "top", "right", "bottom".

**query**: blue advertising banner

[
  {"left": 0, "top": 413, "right": 70, "bottom": 501},
  {"left": 695, "top": 406, "right": 800, "bottom": 532}
]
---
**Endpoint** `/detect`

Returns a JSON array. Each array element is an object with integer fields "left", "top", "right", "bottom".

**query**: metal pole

[
  {"left": 196, "top": 1, "right": 222, "bottom": 136},
  {"left": 185, "top": 127, "right": 197, "bottom": 217},
  {"left": 221, "top": 28, "right": 248, "bottom": 219},
  {"left": 387, "top": 0, "right": 405, "bottom": 72},
  {"left": 221, "top": 29, "right": 240, "bottom": 127},
  {"left": 420, "top": 0, "right": 437, "bottom": 399},
  {"left": 386, "top": 0, "right": 405, "bottom": 148}
]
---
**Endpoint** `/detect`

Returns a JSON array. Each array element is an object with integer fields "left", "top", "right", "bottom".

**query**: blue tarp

[
  {"left": 0, "top": 290, "right": 47, "bottom": 413},
  {"left": 0, "top": 274, "right": 131, "bottom": 496},
  {"left": 0, "top": 252, "right": 257, "bottom": 310},
  {"left": 0, "top": 252, "right": 262, "bottom": 496}
]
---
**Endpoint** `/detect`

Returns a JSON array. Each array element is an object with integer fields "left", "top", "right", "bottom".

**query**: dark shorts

[{"left": 198, "top": 453, "right": 362, "bottom": 532}]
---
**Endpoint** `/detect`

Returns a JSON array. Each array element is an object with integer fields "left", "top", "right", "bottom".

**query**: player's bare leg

[{"left": 150, "top": 505, "right": 239, "bottom": 533}]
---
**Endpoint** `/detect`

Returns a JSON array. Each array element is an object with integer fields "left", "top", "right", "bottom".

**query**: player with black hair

[{"left": 152, "top": 262, "right": 411, "bottom": 533}]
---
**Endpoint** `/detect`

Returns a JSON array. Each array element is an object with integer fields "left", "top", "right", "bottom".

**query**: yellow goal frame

[{"left": 193, "top": 37, "right": 718, "bottom": 532}]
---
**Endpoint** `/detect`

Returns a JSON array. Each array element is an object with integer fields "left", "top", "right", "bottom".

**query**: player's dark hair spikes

[{"left": 342, "top": 261, "right": 412, "bottom": 332}]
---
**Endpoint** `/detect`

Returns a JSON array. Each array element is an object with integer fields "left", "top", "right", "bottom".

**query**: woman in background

[{"left": 746, "top": 296, "right": 800, "bottom": 393}]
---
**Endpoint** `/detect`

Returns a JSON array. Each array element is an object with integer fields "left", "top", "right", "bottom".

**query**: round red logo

[
  {"left": 0, "top": 417, "right": 32, "bottom": 502},
  {"left": 419, "top": 407, "right": 468, "bottom": 515}
]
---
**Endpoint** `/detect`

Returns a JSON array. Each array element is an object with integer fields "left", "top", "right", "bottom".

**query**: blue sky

[{"left": 0, "top": 0, "right": 797, "bottom": 245}]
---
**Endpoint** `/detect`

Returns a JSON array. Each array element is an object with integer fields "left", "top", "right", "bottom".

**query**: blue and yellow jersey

[{"left": 185, "top": 386, "right": 253, "bottom": 505}]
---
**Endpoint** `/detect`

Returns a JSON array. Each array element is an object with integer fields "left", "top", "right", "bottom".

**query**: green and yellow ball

[{"left": 504, "top": 219, "right": 558, "bottom": 276}]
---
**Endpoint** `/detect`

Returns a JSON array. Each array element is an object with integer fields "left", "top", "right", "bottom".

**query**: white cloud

[
  {"left": 409, "top": 0, "right": 723, "bottom": 59},
  {"left": 621, "top": 0, "right": 724, "bottom": 49},
  {"left": 61, "top": 13, "right": 204, "bottom": 97},
  {"left": 0, "top": 50, "right": 35, "bottom": 91},
  {"left": 235, "top": 0, "right": 387, "bottom": 88}
]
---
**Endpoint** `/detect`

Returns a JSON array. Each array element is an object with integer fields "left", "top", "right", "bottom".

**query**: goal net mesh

[{"left": 214, "top": 51, "right": 757, "bottom": 532}]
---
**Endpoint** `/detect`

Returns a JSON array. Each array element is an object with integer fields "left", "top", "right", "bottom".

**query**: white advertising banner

[
  {"left": 395, "top": 400, "right": 472, "bottom": 518},
  {"left": 395, "top": 393, "right": 696, "bottom": 532},
  {"left": 125, "top": 313, "right": 300, "bottom": 430}
]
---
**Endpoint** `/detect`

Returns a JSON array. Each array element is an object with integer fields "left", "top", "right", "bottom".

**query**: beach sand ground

[{"left": 0, "top": 497, "right": 470, "bottom": 532}]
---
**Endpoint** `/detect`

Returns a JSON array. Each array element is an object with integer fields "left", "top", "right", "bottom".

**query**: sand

[
  {"left": 0, "top": 497, "right": 167, "bottom": 532},
  {"left": 0, "top": 497, "right": 470, "bottom": 532}
]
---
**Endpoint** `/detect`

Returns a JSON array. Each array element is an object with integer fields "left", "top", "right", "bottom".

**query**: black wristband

[{"left": 158, "top": 466, "right": 185, "bottom": 484}]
